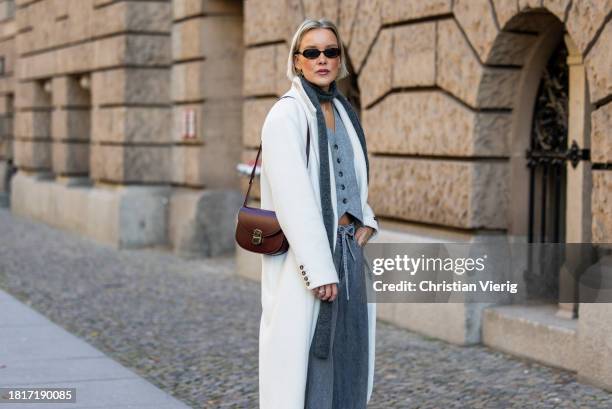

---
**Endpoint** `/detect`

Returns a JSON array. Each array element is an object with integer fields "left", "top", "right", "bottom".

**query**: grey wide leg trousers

[{"left": 304, "top": 221, "right": 369, "bottom": 409}]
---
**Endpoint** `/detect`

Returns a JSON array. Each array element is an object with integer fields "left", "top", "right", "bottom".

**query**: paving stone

[{"left": 0, "top": 208, "right": 611, "bottom": 408}]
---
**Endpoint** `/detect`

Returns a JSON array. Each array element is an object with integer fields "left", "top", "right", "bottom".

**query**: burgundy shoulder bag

[{"left": 235, "top": 95, "right": 311, "bottom": 255}]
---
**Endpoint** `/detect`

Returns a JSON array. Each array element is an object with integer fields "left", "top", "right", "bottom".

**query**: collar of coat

[{"left": 280, "top": 75, "right": 370, "bottom": 254}]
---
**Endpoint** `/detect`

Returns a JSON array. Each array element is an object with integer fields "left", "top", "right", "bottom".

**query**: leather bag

[{"left": 235, "top": 95, "right": 310, "bottom": 255}]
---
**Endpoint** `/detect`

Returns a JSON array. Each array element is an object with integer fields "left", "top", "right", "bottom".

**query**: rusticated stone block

[
  {"left": 592, "top": 171, "right": 612, "bottom": 243},
  {"left": 585, "top": 20, "right": 611, "bottom": 105},
  {"left": 381, "top": 0, "right": 450, "bottom": 24},
  {"left": 55, "top": 43, "right": 94, "bottom": 77},
  {"left": 363, "top": 91, "right": 510, "bottom": 157},
  {"left": 179, "top": 18, "right": 242, "bottom": 60},
  {"left": 591, "top": 103, "right": 612, "bottom": 164},
  {"left": 172, "top": 61, "right": 204, "bottom": 102},
  {"left": 0, "top": 37, "right": 14, "bottom": 75},
  {"left": 13, "top": 138, "right": 51, "bottom": 170},
  {"left": 90, "top": 143, "right": 172, "bottom": 183},
  {"left": 172, "top": 17, "right": 202, "bottom": 61},
  {"left": 392, "top": 22, "right": 436, "bottom": 88},
  {"left": 453, "top": 0, "right": 537, "bottom": 65},
  {"left": 93, "top": 0, "right": 171, "bottom": 37},
  {"left": 244, "top": 0, "right": 288, "bottom": 46},
  {"left": 566, "top": 0, "right": 611, "bottom": 56},
  {"left": 65, "top": 0, "right": 94, "bottom": 44},
  {"left": 51, "top": 141, "right": 90, "bottom": 175},
  {"left": 172, "top": 144, "right": 204, "bottom": 187},
  {"left": 0, "top": 137, "right": 13, "bottom": 160},
  {"left": 14, "top": 110, "right": 51, "bottom": 139},
  {"left": 437, "top": 19, "right": 520, "bottom": 108},
  {"left": 359, "top": 28, "right": 393, "bottom": 108},
  {"left": 173, "top": 0, "right": 242, "bottom": 21},
  {"left": 348, "top": 0, "right": 381, "bottom": 74},
  {"left": 201, "top": 15, "right": 243, "bottom": 60},
  {"left": 92, "top": 68, "right": 170, "bottom": 105},
  {"left": 17, "top": 51, "right": 56, "bottom": 80},
  {"left": 91, "top": 106, "right": 172, "bottom": 144},
  {"left": 52, "top": 76, "right": 90, "bottom": 108},
  {"left": 491, "top": 0, "right": 519, "bottom": 28},
  {"left": 243, "top": 44, "right": 279, "bottom": 96},
  {"left": 174, "top": 54, "right": 242, "bottom": 101},
  {"left": 52, "top": 109, "right": 90, "bottom": 142},
  {"left": 368, "top": 156, "right": 509, "bottom": 229},
  {"left": 169, "top": 187, "right": 243, "bottom": 258},
  {"left": 243, "top": 98, "right": 275, "bottom": 148},
  {"left": 518, "top": 0, "right": 542, "bottom": 10},
  {"left": 274, "top": 42, "right": 290, "bottom": 95},
  {"left": 15, "top": 81, "right": 52, "bottom": 110},
  {"left": 541, "top": 0, "right": 572, "bottom": 23},
  {"left": 93, "top": 34, "right": 171, "bottom": 69},
  {"left": 338, "top": 0, "right": 360, "bottom": 47},
  {"left": 199, "top": 97, "right": 243, "bottom": 145}
]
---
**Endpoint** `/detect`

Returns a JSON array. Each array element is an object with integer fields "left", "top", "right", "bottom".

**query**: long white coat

[{"left": 258, "top": 76, "right": 380, "bottom": 409}]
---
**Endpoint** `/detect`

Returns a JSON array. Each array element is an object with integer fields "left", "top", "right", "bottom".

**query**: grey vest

[{"left": 326, "top": 103, "right": 363, "bottom": 225}]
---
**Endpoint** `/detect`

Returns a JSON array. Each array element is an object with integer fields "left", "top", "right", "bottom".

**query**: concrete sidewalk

[{"left": 0, "top": 290, "right": 191, "bottom": 409}]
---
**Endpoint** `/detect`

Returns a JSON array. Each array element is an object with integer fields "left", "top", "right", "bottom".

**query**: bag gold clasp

[{"left": 252, "top": 228, "right": 263, "bottom": 245}]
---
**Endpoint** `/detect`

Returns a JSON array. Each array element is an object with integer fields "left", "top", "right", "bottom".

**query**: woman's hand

[
  {"left": 355, "top": 226, "right": 375, "bottom": 247},
  {"left": 312, "top": 283, "right": 338, "bottom": 301}
]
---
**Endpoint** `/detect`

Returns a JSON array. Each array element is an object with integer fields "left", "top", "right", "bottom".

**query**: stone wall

[
  {"left": 171, "top": 0, "right": 243, "bottom": 189},
  {"left": 13, "top": 0, "right": 172, "bottom": 182},
  {"left": 243, "top": 0, "right": 611, "bottom": 240}
]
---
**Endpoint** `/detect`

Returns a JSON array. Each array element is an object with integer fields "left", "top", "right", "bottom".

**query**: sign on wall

[{"left": 182, "top": 108, "right": 196, "bottom": 140}]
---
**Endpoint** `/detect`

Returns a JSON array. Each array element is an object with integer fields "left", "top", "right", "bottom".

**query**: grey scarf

[{"left": 299, "top": 75, "right": 370, "bottom": 359}]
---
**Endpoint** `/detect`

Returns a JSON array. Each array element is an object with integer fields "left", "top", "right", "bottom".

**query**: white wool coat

[{"left": 258, "top": 76, "right": 379, "bottom": 409}]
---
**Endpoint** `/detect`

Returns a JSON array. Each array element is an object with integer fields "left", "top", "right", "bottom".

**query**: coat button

[
  {"left": 341, "top": 184, "right": 345, "bottom": 190},
  {"left": 336, "top": 157, "right": 341, "bottom": 163},
  {"left": 303, "top": 276, "right": 308, "bottom": 281},
  {"left": 342, "top": 198, "right": 347, "bottom": 204},
  {"left": 301, "top": 271, "right": 306, "bottom": 275},
  {"left": 334, "top": 144, "right": 338, "bottom": 150},
  {"left": 339, "top": 171, "right": 343, "bottom": 177},
  {"left": 306, "top": 281, "right": 310, "bottom": 286},
  {"left": 299, "top": 264, "right": 304, "bottom": 270}
]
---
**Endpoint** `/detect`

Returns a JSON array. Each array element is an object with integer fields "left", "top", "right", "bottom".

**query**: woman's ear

[{"left": 294, "top": 56, "right": 300, "bottom": 73}]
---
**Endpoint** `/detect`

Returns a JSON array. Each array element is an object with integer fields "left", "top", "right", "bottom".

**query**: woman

[{"left": 258, "top": 18, "right": 379, "bottom": 409}]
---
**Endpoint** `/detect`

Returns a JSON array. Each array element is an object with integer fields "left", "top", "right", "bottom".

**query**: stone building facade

[
  {"left": 0, "top": 0, "right": 244, "bottom": 254},
  {"left": 0, "top": 0, "right": 610, "bottom": 394}
]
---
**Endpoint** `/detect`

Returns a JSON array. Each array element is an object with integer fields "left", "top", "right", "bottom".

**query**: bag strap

[{"left": 243, "top": 95, "right": 311, "bottom": 207}]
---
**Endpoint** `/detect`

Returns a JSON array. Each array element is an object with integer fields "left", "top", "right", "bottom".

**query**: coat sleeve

[
  {"left": 261, "top": 98, "right": 339, "bottom": 290},
  {"left": 362, "top": 202, "right": 379, "bottom": 241}
]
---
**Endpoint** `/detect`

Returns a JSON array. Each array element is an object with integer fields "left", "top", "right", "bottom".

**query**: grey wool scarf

[{"left": 298, "top": 74, "right": 370, "bottom": 359}]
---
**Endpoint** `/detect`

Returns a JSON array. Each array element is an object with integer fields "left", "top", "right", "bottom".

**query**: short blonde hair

[{"left": 286, "top": 18, "right": 350, "bottom": 82}]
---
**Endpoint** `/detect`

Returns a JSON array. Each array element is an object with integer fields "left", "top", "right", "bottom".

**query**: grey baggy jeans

[{"left": 304, "top": 221, "right": 369, "bottom": 409}]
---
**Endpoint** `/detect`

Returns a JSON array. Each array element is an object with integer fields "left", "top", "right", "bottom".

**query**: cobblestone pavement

[{"left": 0, "top": 208, "right": 611, "bottom": 409}]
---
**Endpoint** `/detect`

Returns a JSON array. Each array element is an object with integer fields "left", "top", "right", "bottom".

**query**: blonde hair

[{"left": 286, "top": 18, "right": 350, "bottom": 82}]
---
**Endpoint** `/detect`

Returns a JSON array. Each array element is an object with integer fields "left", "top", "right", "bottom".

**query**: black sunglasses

[{"left": 294, "top": 47, "right": 341, "bottom": 60}]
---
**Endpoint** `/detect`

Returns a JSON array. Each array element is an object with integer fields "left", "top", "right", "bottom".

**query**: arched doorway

[{"left": 506, "top": 11, "right": 593, "bottom": 319}]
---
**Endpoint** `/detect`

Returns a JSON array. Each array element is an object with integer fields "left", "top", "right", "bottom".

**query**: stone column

[
  {"left": 90, "top": 1, "right": 173, "bottom": 185},
  {"left": 557, "top": 34, "right": 593, "bottom": 319},
  {"left": 51, "top": 75, "right": 91, "bottom": 180},
  {"left": 168, "top": 0, "right": 244, "bottom": 257},
  {"left": 14, "top": 79, "right": 52, "bottom": 173}
]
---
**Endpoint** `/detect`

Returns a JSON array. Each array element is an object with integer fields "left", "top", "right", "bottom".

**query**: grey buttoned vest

[{"left": 326, "top": 103, "right": 363, "bottom": 225}]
